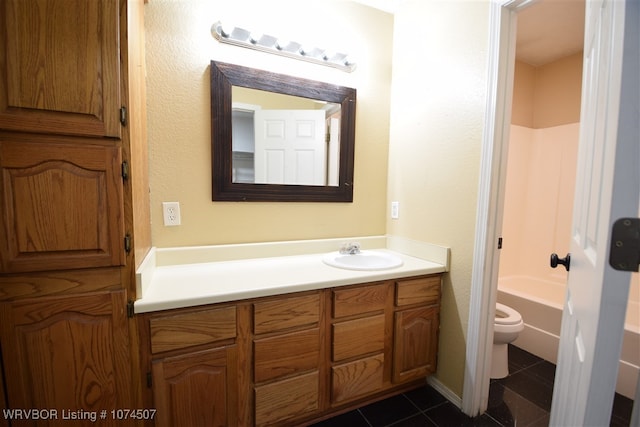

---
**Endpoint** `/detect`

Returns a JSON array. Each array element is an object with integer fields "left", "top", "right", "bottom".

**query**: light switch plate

[{"left": 391, "top": 201, "right": 399, "bottom": 219}]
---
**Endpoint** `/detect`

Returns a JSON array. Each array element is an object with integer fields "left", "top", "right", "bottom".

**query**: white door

[
  {"left": 550, "top": 0, "right": 639, "bottom": 425},
  {"left": 254, "top": 109, "right": 326, "bottom": 185}
]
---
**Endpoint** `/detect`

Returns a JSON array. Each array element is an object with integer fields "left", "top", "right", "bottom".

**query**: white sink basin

[{"left": 322, "top": 250, "right": 403, "bottom": 271}]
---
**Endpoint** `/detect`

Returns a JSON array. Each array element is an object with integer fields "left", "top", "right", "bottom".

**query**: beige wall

[
  {"left": 533, "top": 53, "right": 583, "bottom": 127},
  {"left": 145, "top": 0, "right": 393, "bottom": 247},
  {"left": 511, "top": 61, "right": 535, "bottom": 127},
  {"left": 512, "top": 53, "right": 583, "bottom": 128},
  {"left": 387, "top": 0, "right": 491, "bottom": 396}
]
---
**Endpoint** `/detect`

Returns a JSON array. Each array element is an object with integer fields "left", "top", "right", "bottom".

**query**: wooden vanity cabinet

[
  {"left": 330, "top": 283, "right": 390, "bottom": 405},
  {"left": 252, "top": 292, "right": 323, "bottom": 426},
  {"left": 0, "top": 358, "right": 6, "bottom": 427},
  {"left": 0, "top": 0, "right": 150, "bottom": 420},
  {"left": 138, "top": 274, "right": 442, "bottom": 426},
  {"left": 393, "top": 276, "right": 441, "bottom": 383},
  {"left": 0, "top": 0, "right": 130, "bottom": 274},
  {"left": 328, "top": 275, "right": 442, "bottom": 406},
  {"left": 143, "top": 305, "right": 239, "bottom": 427},
  {"left": 0, "top": 0, "right": 151, "bottom": 275},
  {"left": 0, "top": 0, "right": 122, "bottom": 138},
  {"left": 0, "top": 290, "right": 134, "bottom": 422},
  {"left": 0, "top": 138, "right": 125, "bottom": 273},
  {"left": 152, "top": 346, "right": 238, "bottom": 427}
]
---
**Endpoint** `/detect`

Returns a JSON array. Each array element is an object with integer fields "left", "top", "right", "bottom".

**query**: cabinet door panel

[
  {"left": 0, "top": 0, "right": 120, "bottom": 137},
  {"left": 0, "top": 290, "right": 132, "bottom": 422},
  {"left": 393, "top": 306, "right": 439, "bottom": 383},
  {"left": 152, "top": 347, "right": 237, "bottom": 427},
  {"left": 0, "top": 138, "right": 124, "bottom": 272}
]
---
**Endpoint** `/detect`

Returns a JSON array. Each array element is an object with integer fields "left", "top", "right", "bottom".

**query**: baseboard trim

[{"left": 427, "top": 376, "right": 462, "bottom": 409}]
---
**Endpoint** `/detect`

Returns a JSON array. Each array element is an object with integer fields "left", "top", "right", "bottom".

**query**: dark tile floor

[{"left": 311, "top": 345, "right": 634, "bottom": 427}]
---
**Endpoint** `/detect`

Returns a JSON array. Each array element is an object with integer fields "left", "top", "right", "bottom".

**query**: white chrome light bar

[{"left": 211, "top": 21, "right": 356, "bottom": 72}]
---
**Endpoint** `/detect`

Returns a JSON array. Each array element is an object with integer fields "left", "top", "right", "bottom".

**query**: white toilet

[{"left": 491, "top": 303, "right": 524, "bottom": 379}]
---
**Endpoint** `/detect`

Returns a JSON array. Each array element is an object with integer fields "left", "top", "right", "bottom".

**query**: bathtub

[{"left": 497, "top": 275, "right": 639, "bottom": 399}]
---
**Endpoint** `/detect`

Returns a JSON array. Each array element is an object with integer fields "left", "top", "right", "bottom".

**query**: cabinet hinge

[
  {"left": 124, "top": 233, "right": 132, "bottom": 255},
  {"left": 147, "top": 372, "right": 153, "bottom": 388},
  {"left": 127, "top": 300, "right": 135, "bottom": 318},
  {"left": 121, "top": 160, "right": 129, "bottom": 182},
  {"left": 120, "top": 106, "right": 127, "bottom": 126}
]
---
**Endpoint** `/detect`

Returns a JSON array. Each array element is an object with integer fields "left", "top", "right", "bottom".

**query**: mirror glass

[
  {"left": 211, "top": 61, "right": 356, "bottom": 202},
  {"left": 232, "top": 87, "right": 342, "bottom": 186}
]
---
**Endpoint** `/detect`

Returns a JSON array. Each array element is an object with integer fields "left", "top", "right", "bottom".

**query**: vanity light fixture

[{"left": 211, "top": 21, "right": 356, "bottom": 72}]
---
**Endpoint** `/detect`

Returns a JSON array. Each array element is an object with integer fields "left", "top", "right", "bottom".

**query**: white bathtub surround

[
  {"left": 499, "top": 124, "right": 579, "bottom": 284},
  {"left": 135, "top": 235, "right": 450, "bottom": 313},
  {"left": 498, "top": 275, "right": 640, "bottom": 399}
]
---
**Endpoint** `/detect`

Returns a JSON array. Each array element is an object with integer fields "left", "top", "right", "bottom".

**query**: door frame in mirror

[{"left": 210, "top": 61, "right": 356, "bottom": 202}]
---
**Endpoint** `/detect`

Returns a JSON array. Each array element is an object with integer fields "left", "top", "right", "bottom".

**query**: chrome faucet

[{"left": 339, "top": 242, "right": 361, "bottom": 255}]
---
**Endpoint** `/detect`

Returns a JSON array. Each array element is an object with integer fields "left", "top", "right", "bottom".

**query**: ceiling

[
  {"left": 516, "top": 0, "right": 585, "bottom": 66},
  {"left": 353, "top": 0, "right": 585, "bottom": 67}
]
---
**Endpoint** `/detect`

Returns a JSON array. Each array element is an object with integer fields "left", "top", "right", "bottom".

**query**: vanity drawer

[
  {"left": 395, "top": 275, "right": 441, "bottom": 307},
  {"left": 149, "top": 305, "right": 236, "bottom": 354},
  {"left": 332, "top": 314, "right": 385, "bottom": 362},
  {"left": 332, "top": 283, "right": 388, "bottom": 318},
  {"left": 253, "top": 293, "right": 320, "bottom": 334},
  {"left": 331, "top": 353, "right": 384, "bottom": 404},
  {"left": 254, "top": 328, "right": 320, "bottom": 383},
  {"left": 255, "top": 371, "right": 319, "bottom": 426}
]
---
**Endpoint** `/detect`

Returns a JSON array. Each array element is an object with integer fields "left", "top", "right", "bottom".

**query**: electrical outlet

[
  {"left": 391, "top": 201, "right": 399, "bottom": 219},
  {"left": 162, "top": 202, "right": 181, "bottom": 226}
]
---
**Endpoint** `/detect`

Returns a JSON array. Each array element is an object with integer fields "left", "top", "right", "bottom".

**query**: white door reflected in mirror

[{"left": 231, "top": 86, "right": 341, "bottom": 186}]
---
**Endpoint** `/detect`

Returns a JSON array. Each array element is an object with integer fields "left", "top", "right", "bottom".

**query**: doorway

[
  {"left": 464, "top": 0, "right": 639, "bottom": 421},
  {"left": 496, "top": 1, "right": 583, "bottom": 366},
  {"left": 498, "top": 0, "right": 639, "bottom": 408}
]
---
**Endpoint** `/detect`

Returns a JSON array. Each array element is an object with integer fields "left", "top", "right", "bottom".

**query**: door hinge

[
  {"left": 127, "top": 300, "right": 135, "bottom": 318},
  {"left": 120, "top": 106, "right": 127, "bottom": 126},
  {"left": 121, "top": 160, "right": 129, "bottom": 182},
  {"left": 124, "top": 233, "right": 132, "bottom": 255},
  {"left": 609, "top": 218, "right": 640, "bottom": 272},
  {"left": 147, "top": 372, "right": 153, "bottom": 388},
  {"left": 498, "top": 237, "right": 503, "bottom": 249}
]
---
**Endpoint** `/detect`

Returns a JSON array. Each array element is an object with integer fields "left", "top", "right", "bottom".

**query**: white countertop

[{"left": 134, "top": 236, "right": 449, "bottom": 313}]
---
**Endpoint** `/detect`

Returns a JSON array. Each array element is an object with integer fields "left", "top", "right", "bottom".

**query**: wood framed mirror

[{"left": 210, "top": 61, "right": 356, "bottom": 202}]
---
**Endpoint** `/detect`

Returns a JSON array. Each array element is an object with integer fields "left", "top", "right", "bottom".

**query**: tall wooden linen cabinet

[{"left": 0, "top": 1, "right": 151, "bottom": 425}]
